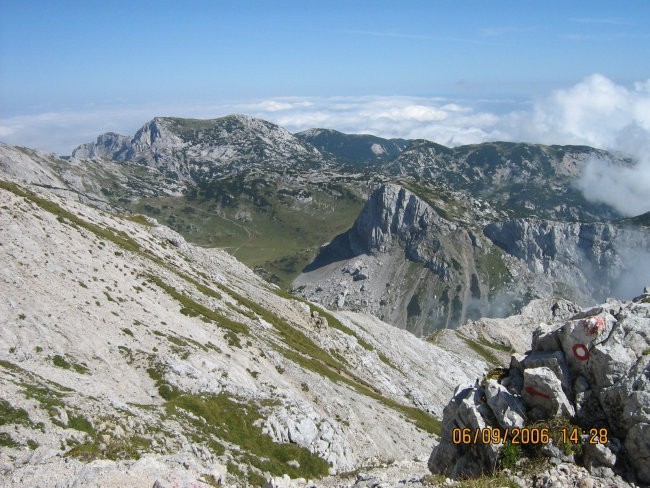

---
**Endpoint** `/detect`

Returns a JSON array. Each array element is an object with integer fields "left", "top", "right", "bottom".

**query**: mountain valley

[{"left": 1, "top": 115, "right": 649, "bottom": 487}]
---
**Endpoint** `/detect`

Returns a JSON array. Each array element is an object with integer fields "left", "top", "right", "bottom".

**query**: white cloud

[
  {"left": 246, "top": 100, "right": 296, "bottom": 112},
  {"left": 509, "top": 74, "right": 650, "bottom": 216},
  {"left": 575, "top": 155, "right": 650, "bottom": 216},
  {"left": 1, "top": 74, "right": 649, "bottom": 215}
]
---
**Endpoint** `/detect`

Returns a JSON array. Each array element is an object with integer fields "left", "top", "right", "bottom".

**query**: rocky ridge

[
  {"left": 72, "top": 115, "right": 327, "bottom": 183},
  {"left": 295, "top": 129, "right": 412, "bottom": 166},
  {"left": 70, "top": 115, "right": 635, "bottom": 224},
  {"left": 0, "top": 142, "right": 183, "bottom": 209},
  {"left": 381, "top": 141, "right": 630, "bottom": 222}
]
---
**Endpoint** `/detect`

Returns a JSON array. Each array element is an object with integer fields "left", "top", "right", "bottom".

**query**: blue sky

[{"left": 1, "top": 0, "right": 650, "bottom": 156}]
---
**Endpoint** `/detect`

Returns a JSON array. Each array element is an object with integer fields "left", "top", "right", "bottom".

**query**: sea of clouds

[{"left": 1, "top": 74, "right": 649, "bottom": 215}]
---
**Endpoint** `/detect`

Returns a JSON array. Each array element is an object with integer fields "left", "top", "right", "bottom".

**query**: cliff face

[
  {"left": 295, "top": 184, "right": 650, "bottom": 335},
  {"left": 484, "top": 219, "right": 650, "bottom": 301},
  {"left": 351, "top": 184, "right": 451, "bottom": 256},
  {"left": 294, "top": 184, "right": 504, "bottom": 335},
  {"left": 71, "top": 132, "right": 132, "bottom": 160}
]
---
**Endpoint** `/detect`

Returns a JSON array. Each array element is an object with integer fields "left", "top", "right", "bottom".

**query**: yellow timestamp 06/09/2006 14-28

[{"left": 451, "top": 426, "right": 609, "bottom": 446}]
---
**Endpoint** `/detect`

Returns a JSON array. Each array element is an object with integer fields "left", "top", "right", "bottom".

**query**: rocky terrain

[
  {"left": 0, "top": 176, "right": 483, "bottom": 486},
  {"left": 1, "top": 117, "right": 649, "bottom": 487},
  {"left": 6, "top": 115, "right": 648, "bottom": 327},
  {"left": 294, "top": 184, "right": 650, "bottom": 335},
  {"left": 2, "top": 183, "right": 643, "bottom": 488},
  {"left": 430, "top": 289, "right": 650, "bottom": 487},
  {"left": 72, "top": 116, "right": 326, "bottom": 183}
]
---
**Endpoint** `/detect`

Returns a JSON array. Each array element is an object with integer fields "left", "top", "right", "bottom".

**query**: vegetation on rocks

[{"left": 165, "top": 392, "right": 331, "bottom": 479}]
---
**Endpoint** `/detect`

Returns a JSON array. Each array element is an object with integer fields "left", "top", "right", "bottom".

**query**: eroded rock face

[
  {"left": 294, "top": 184, "right": 509, "bottom": 333},
  {"left": 296, "top": 184, "right": 650, "bottom": 335},
  {"left": 428, "top": 293, "right": 650, "bottom": 484},
  {"left": 484, "top": 219, "right": 650, "bottom": 302},
  {"left": 71, "top": 132, "right": 132, "bottom": 160}
]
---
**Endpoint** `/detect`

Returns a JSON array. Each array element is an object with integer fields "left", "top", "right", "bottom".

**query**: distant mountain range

[{"left": 1, "top": 114, "right": 648, "bottom": 333}]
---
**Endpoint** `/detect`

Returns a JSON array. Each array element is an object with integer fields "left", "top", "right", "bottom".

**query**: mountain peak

[{"left": 71, "top": 114, "right": 324, "bottom": 182}]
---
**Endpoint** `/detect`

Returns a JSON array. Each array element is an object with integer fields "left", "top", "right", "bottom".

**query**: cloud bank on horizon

[{"left": 1, "top": 74, "right": 649, "bottom": 215}]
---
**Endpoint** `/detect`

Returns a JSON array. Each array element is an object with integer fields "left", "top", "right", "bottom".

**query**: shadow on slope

[{"left": 302, "top": 231, "right": 360, "bottom": 272}]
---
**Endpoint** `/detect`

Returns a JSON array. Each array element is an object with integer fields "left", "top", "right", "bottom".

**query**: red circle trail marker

[{"left": 572, "top": 343, "right": 590, "bottom": 361}]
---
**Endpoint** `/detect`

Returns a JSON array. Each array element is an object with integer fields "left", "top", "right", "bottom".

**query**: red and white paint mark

[
  {"left": 572, "top": 343, "right": 590, "bottom": 361},
  {"left": 580, "top": 316, "right": 606, "bottom": 336}
]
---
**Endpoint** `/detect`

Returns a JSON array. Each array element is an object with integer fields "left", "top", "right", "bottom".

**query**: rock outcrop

[
  {"left": 428, "top": 292, "right": 650, "bottom": 485},
  {"left": 71, "top": 115, "right": 325, "bottom": 183},
  {"left": 71, "top": 132, "right": 132, "bottom": 160},
  {"left": 295, "top": 183, "right": 650, "bottom": 335},
  {"left": 294, "top": 184, "right": 503, "bottom": 334},
  {"left": 484, "top": 218, "right": 650, "bottom": 302}
]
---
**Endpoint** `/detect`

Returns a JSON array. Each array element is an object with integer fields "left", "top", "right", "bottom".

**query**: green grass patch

[
  {"left": 0, "top": 432, "right": 18, "bottom": 448},
  {"left": 456, "top": 332, "right": 503, "bottom": 366},
  {"left": 18, "top": 382, "right": 67, "bottom": 408},
  {"left": 51, "top": 354, "right": 89, "bottom": 374},
  {"left": 147, "top": 363, "right": 182, "bottom": 401},
  {"left": 146, "top": 275, "right": 247, "bottom": 338},
  {"left": 121, "top": 213, "right": 154, "bottom": 227},
  {"left": 477, "top": 336, "right": 514, "bottom": 353},
  {"left": 457, "top": 474, "right": 520, "bottom": 488},
  {"left": 129, "top": 182, "right": 363, "bottom": 288},
  {"left": 0, "top": 399, "right": 32, "bottom": 427},
  {"left": 1, "top": 360, "right": 73, "bottom": 409},
  {"left": 528, "top": 416, "right": 584, "bottom": 458},
  {"left": 66, "top": 435, "right": 152, "bottom": 462},
  {"left": 498, "top": 441, "right": 523, "bottom": 470},
  {"left": 166, "top": 393, "right": 330, "bottom": 479},
  {"left": 378, "top": 352, "right": 402, "bottom": 373},
  {"left": 67, "top": 414, "right": 96, "bottom": 436}
]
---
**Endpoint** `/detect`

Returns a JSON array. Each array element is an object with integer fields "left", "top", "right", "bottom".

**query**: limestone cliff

[
  {"left": 295, "top": 184, "right": 650, "bottom": 335},
  {"left": 294, "top": 184, "right": 505, "bottom": 335},
  {"left": 484, "top": 219, "right": 650, "bottom": 302}
]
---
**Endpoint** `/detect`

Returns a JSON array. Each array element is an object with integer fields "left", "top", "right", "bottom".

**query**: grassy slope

[{"left": 127, "top": 186, "right": 363, "bottom": 288}]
